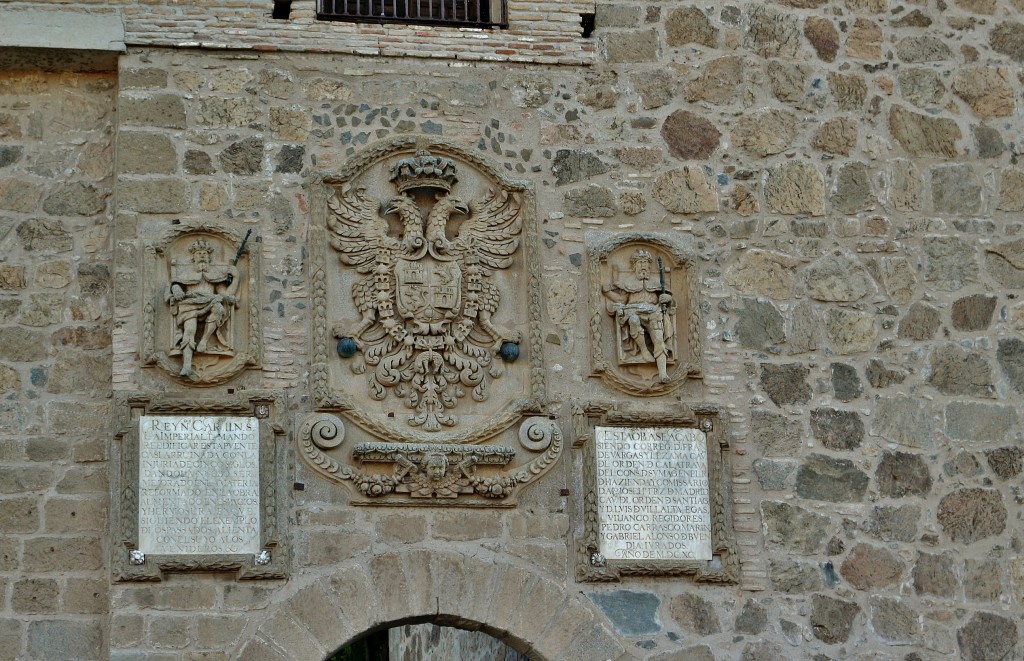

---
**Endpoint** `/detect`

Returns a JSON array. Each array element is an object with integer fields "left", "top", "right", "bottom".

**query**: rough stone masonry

[{"left": 0, "top": 0, "right": 1023, "bottom": 659}]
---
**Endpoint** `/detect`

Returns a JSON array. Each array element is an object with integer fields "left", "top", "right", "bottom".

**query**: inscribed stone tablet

[
  {"left": 138, "top": 416, "right": 260, "bottom": 555},
  {"left": 595, "top": 426, "right": 712, "bottom": 561}
]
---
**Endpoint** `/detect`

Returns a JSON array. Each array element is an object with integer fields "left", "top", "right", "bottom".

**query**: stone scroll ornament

[
  {"left": 307, "top": 137, "right": 554, "bottom": 505},
  {"left": 589, "top": 234, "right": 701, "bottom": 396},
  {"left": 143, "top": 222, "right": 260, "bottom": 385}
]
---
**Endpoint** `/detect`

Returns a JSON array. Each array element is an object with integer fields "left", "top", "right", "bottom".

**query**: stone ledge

[{"left": 0, "top": 10, "right": 125, "bottom": 72}]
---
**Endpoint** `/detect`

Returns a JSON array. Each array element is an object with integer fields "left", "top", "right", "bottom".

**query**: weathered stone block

[
  {"left": 990, "top": 21, "right": 1024, "bottom": 63},
  {"left": 0, "top": 497, "right": 39, "bottom": 533},
  {"left": 660, "top": 111, "right": 720, "bottom": 161},
  {"left": 761, "top": 501, "right": 830, "bottom": 553},
  {"left": 867, "top": 504, "right": 919, "bottom": 542},
  {"left": 564, "top": 185, "right": 616, "bottom": 217},
  {"left": 64, "top": 578, "right": 108, "bottom": 615},
  {"left": 726, "top": 250, "right": 798, "bottom": 299},
  {"left": 551, "top": 149, "right": 610, "bottom": 186},
  {"left": 118, "top": 179, "right": 188, "bottom": 214},
  {"left": 760, "top": 363, "right": 811, "bottom": 406},
  {"left": 753, "top": 458, "right": 797, "bottom": 490},
  {"left": 932, "top": 165, "right": 983, "bottom": 215},
  {"left": 12, "top": 578, "right": 58, "bottom": 614},
  {"left": 806, "top": 253, "right": 874, "bottom": 302},
  {"left": 23, "top": 536, "right": 103, "bottom": 571},
  {"left": 651, "top": 166, "right": 717, "bottom": 213},
  {"left": 928, "top": 344, "right": 994, "bottom": 397},
  {"left": 746, "top": 6, "right": 801, "bottom": 58},
  {"left": 984, "top": 446, "right": 1024, "bottom": 480},
  {"left": 796, "top": 453, "right": 868, "bottom": 502},
  {"left": 735, "top": 298, "right": 785, "bottom": 350},
  {"left": 847, "top": 18, "right": 882, "bottom": 59},
  {"left": 824, "top": 308, "right": 876, "bottom": 354},
  {"left": 896, "top": 35, "right": 953, "bottom": 62},
  {"left": 830, "top": 363, "right": 862, "bottom": 401},
  {"left": 666, "top": 7, "right": 718, "bottom": 47},
  {"left": 27, "top": 619, "right": 102, "bottom": 661},
  {"left": 804, "top": 17, "right": 839, "bottom": 62},
  {"left": 770, "top": 558, "right": 824, "bottom": 593},
  {"left": 118, "top": 132, "right": 177, "bottom": 174},
  {"left": 218, "top": 138, "right": 265, "bottom": 176},
  {"left": 840, "top": 543, "right": 905, "bottom": 590},
  {"left": 732, "top": 109, "right": 796, "bottom": 157},
  {"left": 876, "top": 450, "right": 932, "bottom": 497},
  {"left": 870, "top": 596, "right": 919, "bottom": 644},
  {"left": 938, "top": 488, "right": 1006, "bottom": 544},
  {"left": 669, "top": 592, "right": 720, "bottom": 635},
  {"left": 601, "top": 29, "right": 659, "bottom": 63},
  {"left": 957, "top": 612, "right": 1018, "bottom": 661},
  {"left": 810, "top": 594, "right": 860, "bottom": 644},
  {"left": 587, "top": 590, "right": 661, "bottom": 636},
  {"left": 119, "top": 93, "right": 187, "bottom": 129},
  {"left": 299, "top": 530, "right": 372, "bottom": 566},
  {"left": 964, "top": 558, "right": 1004, "bottom": 603},
  {"left": 764, "top": 162, "right": 825, "bottom": 216},
  {"left": 810, "top": 407, "right": 864, "bottom": 450},
  {"left": 945, "top": 401, "right": 1016, "bottom": 442},
  {"left": 889, "top": 105, "right": 960, "bottom": 157}
]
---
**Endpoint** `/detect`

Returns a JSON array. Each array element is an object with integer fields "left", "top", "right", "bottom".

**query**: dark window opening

[
  {"left": 272, "top": 1, "right": 292, "bottom": 19},
  {"left": 580, "top": 12, "right": 595, "bottom": 38},
  {"left": 318, "top": 0, "right": 507, "bottom": 29}
]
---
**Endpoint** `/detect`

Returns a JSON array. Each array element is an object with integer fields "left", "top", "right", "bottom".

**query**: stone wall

[{"left": 1, "top": 0, "right": 1023, "bottom": 659}]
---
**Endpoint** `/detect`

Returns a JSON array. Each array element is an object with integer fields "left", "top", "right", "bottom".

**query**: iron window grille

[{"left": 318, "top": 0, "right": 507, "bottom": 28}]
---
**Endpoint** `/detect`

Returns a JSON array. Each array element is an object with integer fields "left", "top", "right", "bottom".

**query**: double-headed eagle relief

[
  {"left": 327, "top": 149, "right": 523, "bottom": 432},
  {"left": 307, "top": 139, "right": 554, "bottom": 506}
]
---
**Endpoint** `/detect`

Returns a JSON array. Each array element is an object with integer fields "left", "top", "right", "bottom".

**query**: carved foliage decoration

[
  {"left": 142, "top": 221, "right": 260, "bottom": 385},
  {"left": 588, "top": 233, "right": 701, "bottom": 396},
  {"left": 306, "top": 138, "right": 557, "bottom": 505},
  {"left": 299, "top": 413, "right": 562, "bottom": 506},
  {"left": 111, "top": 392, "right": 287, "bottom": 581},
  {"left": 311, "top": 137, "right": 546, "bottom": 446},
  {"left": 573, "top": 402, "right": 738, "bottom": 584}
]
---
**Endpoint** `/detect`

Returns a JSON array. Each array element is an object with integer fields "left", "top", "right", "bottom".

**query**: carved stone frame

[
  {"left": 588, "top": 233, "right": 702, "bottom": 396},
  {"left": 111, "top": 392, "right": 287, "bottom": 581},
  {"left": 572, "top": 402, "right": 738, "bottom": 583},
  {"left": 141, "top": 220, "right": 261, "bottom": 385},
  {"left": 308, "top": 135, "right": 547, "bottom": 445}
]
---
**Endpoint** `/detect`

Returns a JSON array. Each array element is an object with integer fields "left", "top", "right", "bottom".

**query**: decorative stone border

[
  {"left": 110, "top": 392, "right": 287, "bottom": 581},
  {"left": 572, "top": 401, "right": 739, "bottom": 584}
]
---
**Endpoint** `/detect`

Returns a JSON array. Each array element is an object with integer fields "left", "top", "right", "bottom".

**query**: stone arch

[{"left": 231, "top": 548, "right": 629, "bottom": 660}]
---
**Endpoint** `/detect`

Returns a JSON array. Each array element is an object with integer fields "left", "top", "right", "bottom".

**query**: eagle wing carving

[
  {"left": 326, "top": 185, "right": 395, "bottom": 273},
  {"left": 455, "top": 188, "right": 522, "bottom": 273}
]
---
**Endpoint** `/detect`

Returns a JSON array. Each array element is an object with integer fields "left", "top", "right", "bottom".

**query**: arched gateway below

[{"left": 230, "top": 549, "right": 629, "bottom": 661}]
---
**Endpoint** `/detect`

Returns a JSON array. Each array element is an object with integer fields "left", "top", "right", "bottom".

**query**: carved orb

[
  {"left": 336, "top": 337, "right": 358, "bottom": 358},
  {"left": 499, "top": 341, "right": 520, "bottom": 363}
]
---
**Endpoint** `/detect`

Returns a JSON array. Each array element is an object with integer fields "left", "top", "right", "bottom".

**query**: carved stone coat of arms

[{"left": 307, "top": 137, "right": 555, "bottom": 506}]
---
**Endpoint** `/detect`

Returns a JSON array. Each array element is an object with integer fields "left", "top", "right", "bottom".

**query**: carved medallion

[
  {"left": 142, "top": 222, "right": 260, "bottom": 385},
  {"left": 588, "top": 234, "right": 701, "bottom": 396},
  {"left": 307, "top": 137, "right": 555, "bottom": 505}
]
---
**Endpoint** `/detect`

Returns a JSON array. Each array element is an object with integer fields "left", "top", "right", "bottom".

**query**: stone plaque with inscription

[
  {"left": 574, "top": 404, "right": 738, "bottom": 583},
  {"left": 112, "top": 394, "right": 286, "bottom": 581},
  {"left": 138, "top": 416, "right": 261, "bottom": 555},
  {"left": 594, "top": 426, "right": 711, "bottom": 562}
]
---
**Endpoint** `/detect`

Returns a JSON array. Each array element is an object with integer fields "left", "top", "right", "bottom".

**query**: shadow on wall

[{"left": 327, "top": 622, "right": 531, "bottom": 661}]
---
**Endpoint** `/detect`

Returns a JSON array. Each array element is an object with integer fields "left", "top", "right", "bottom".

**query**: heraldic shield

[{"left": 306, "top": 137, "right": 555, "bottom": 506}]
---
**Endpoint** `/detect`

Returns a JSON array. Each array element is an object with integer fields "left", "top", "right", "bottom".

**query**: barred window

[{"left": 317, "top": 0, "right": 507, "bottom": 29}]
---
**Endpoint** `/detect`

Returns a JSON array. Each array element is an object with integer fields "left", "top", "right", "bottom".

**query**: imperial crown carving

[{"left": 307, "top": 137, "right": 555, "bottom": 505}]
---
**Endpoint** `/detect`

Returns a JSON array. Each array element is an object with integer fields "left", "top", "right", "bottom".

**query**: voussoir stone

[
  {"left": 840, "top": 543, "right": 905, "bottom": 590},
  {"left": 937, "top": 488, "right": 1006, "bottom": 544}
]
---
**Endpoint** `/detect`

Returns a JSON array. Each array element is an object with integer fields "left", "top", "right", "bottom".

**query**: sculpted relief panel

[
  {"left": 589, "top": 234, "right": 702, "bottom": 396},
  {"left": 143, "top": 222, "right": 260, "bottom": 385},
  {"left": 307, "top": 137, "right": 557, "bottom": 505}
]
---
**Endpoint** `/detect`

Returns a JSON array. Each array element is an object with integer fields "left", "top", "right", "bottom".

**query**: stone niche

[
  {"left": 111, "top": 393, "right": 287, "bottom": 581},
  {"left": 573, "top": 403, "right": 738, "bottom": 583},
  {"left": 142, "top": 220, "right": 261, "bottom": 386},
  {"left": 588, "top": 233, "right": 702, "bottom": 397},
  {"left": 303, "top": 136, "right": 560, "bottom": 506}
]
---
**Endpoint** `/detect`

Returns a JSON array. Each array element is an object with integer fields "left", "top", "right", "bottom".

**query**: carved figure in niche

[
  {"left": 602, "top": 249, "right": 677, "bottom": 382},
  {"left": 328, "top": 149, "right": 523, "bottom": 431},
  {"left": 167, "top": 239, "right": 239, "bottom": 377}
]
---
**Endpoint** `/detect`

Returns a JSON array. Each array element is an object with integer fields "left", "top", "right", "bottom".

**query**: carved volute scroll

[
  {"left": 307, "top": 137, "right": 556, "bottom": 505},
  {"left": 142, "top": 221, "right": 260, "bottom": 385},
  {"left": 588, "top": 233, "right": 701, "bottom": 396}
]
